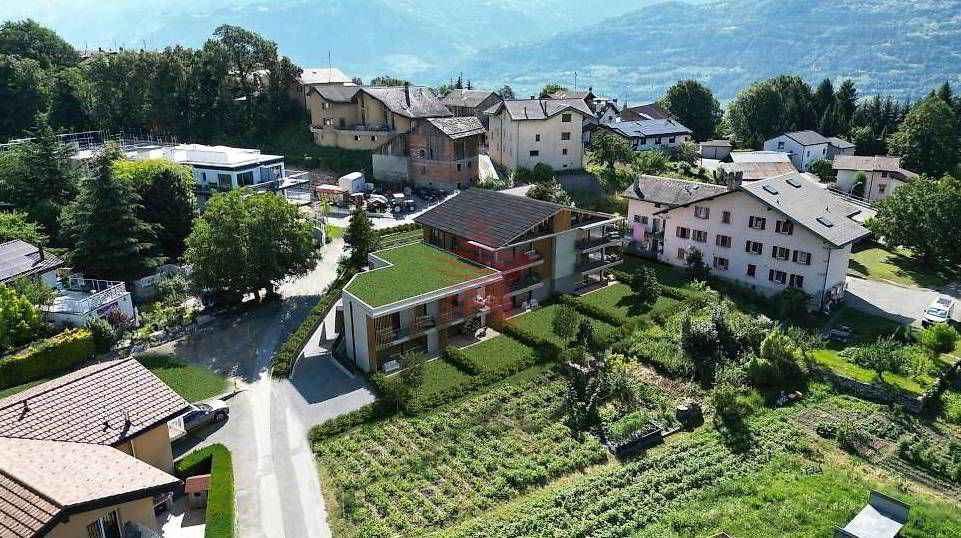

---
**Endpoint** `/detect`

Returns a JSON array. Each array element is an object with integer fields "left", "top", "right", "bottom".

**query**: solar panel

[
  {"left": 763, "top": 185, "right": 779, "bottom": 195},
  {"left": 817, "top": 216, "right": 834, "bottom": 227}
]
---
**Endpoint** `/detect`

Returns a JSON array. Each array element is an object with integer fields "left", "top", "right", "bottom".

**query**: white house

[
  {"left": 156, "top": 144, "right": 286, "bottom": 191},
  {"left": 623, "top": 172, "right": 871, "bottom": 308},
  {"left": 621, "top": 176, "right": 729, "bottom": 252},
  {"left": 763, "top": 131, "right": 854, "bottom": 171},
  {"left": 833, "top": 155, "right": 918, "bottom": 201},
  {"left": 596, "top": 101, "right": 621, "bottom": 125},
  {"left": 599, "top": 119, "right": 693, "bottom": 153},
  {"left": 485, "top": 98, "right": 593, "bottom": 171},
  {"left": 729, "top": 150, "right": 794, "bottom": 164}
]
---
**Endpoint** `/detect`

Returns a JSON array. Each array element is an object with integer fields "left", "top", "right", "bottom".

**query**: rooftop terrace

[{"left": 345, "top": 242, "right": 497, "bottom": 308}]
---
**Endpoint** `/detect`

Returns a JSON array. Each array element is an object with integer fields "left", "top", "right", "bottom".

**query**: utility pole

[{"left": 574, "top": 71, "right": 578, "bottom": 92}]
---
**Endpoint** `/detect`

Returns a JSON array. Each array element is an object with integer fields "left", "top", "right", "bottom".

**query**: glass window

[
  {"left": 716, "top": 235, "right": 732, "bottom": 248},
  {"left": 535, "top": 134, "right": 541, "bottom": 142},
  {"left": 789, "top": 274, "right": 805, "bottom": 288},
  {"left": 747, "top": 264, "right": 756, "bottom": 277},
  {"left": 775, "top": 220, "right": 794, "bottom": 235},
  {"left": 561, "top": 113, "right": 572, "bottom": 122},
  {"left": 529, "top": 150, "right": 539, "bottom": 157},
  {"left": 237, "top": 171, "right": 255, "bottom": 186},
  {"left": 748, "top": 216, "right": 766, "bottom": 230},
  {"left": 713, "top": 256, "right": 729, "bottom": 270},
  {"left": 692, "top": 230, "right": 707, "bottom": 243},
  {"left": 676, "top": 248, "right": 686, "bottom": 260},
  {"left": 454, "top": 140, "right": 466, "bottom": 160},
  {"left": 694, "top": 206, "right": 710, "bottom": 219},
  {"left": 217, "top": 174, "right": 232, "bottom": 188},
  {"left": 561, "top": 132, "right": 571, "bottom": 141},
  {"left": 675, "top": 226, "right": 690, "bottom": 239},
  {"left": 562, "top": 148, "right": 568, "bottom": 155},
  {"left": 721, "top": 210, "right": 731, "bottom": 224},
  {"left": 86, "top": 510, "right": 122, "bottom": 538}
]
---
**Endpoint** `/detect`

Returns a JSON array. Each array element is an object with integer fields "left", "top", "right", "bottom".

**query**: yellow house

[{"left": 0, "top": 358, "right": 190, "bottom": 537}]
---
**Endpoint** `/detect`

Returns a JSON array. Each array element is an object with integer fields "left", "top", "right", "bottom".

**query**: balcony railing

[
  {"left": 46, "top": 276, "right": 127, "bottom": 314},
  {"left": 576, "top": 231, "right": 622, "bottom": 250},
  {"left": 576, "top": 253, "right": 623, "bottom": 273},
  {"left": 506, "top": 275, "right": 543, "bottom": 295}
]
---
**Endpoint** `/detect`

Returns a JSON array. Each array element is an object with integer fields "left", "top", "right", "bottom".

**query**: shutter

[
  {"left": 772, "top": 246, "right": 777, "bottom": 258},
  {"left": 775, "top": 221, "right": 782, "bottom": 233},
  {"left": 768, "top": 269, "right": 775, "bottom": 281},
  {"left": 745, "top": 241, "right": 751, "bottom": 253},
  {"left": 792, "top": 250, "right": 798, "bottom": 262}
]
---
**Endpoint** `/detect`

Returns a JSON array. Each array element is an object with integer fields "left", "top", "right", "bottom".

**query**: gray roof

[
  {"left": 730, "top": 150, "right": 793, "bottom": 163},
  {"left": 0, "top": 240, "right": 64, "bottom": 284},
  {"left": 828, "top": 136, "right": 855, "bottom": 149},
  {"left": 549, "top": 89, "right": 594, "bottom": 100},
  {"left": 299, "top": 67, "right": 352, "bottom": 85},
  {"left": 621, "top": 175, "right": 728, "bottom": 206},
  {"left": 309, "top": 85, "right": 361, "bottom": 103},
  {"left": 619, "top": 103, "right": 672, "bottom": 121},
  {"left": 833, "top": 156, "right": 918, "bottom": 178},
  {"left": 782, "top": 130, "right": 830, "bottom": 146},
  {"left": 439, "top": 89, "right": 498, "bottom": 109},
  {"left": 427, "top": 117, "right": 486, "bottom": 139},
  {"left": 741, "top": 172, "right": 870, "bottom": 246},
  {"left": 719, "top": 161, "right": 798, "bottom": 181},
  {"left": 604, "top": 119, "right": 692, "bottom": 138},
  {"left": 415, "top": 188, "right": 569, "bottom": 248},
  {"left": 700, "top": 139, "right": 732, "bottom": 147},
  {"left": 361, "top": 86, "right": 452, "bottom": 119},
  {"left": 485, "top": 98, "right": 594, "bottom": 121}
]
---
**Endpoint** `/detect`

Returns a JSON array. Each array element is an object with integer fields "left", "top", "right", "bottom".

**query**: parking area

[{"left": 844, "top": 276, "right": 958, "bottom": 326}]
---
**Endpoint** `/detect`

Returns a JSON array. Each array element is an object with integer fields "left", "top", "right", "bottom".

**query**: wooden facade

[{"left": 408, "top": 121, "right": 481, "bottom": 188}]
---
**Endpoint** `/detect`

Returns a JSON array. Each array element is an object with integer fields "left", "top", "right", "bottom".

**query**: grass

[
  {"left": 579, "top": 282, "right": 683, "bottom": 323},
  {"left": 460, "top": 336, "right": 537, "bottom": 375},
  {"left": 136, "top": 353, "right": 230, "bottom": 402},
  {"left": 508, "top": 303, "right": 618, "bottom": 346},
  {"left": 345, "top": 242, "right": 496, "bottom": 307},
  {"left": 175, "top": 444, "right": 235, "bottom": 538},
  {"left": 622, "top": 255, "right": 691, "bottom": 288},
  {"left": 849, "top": 241, "right": 960, "bottom": 288},
  {"left": 0, "top": 377, "right": 53, "bottom": 399},
  {"left": 408, "top": 358, "right": 476, "bottom": 402},
  {"left": 326, "top": 225, "right": 344, "bottom": 240}
]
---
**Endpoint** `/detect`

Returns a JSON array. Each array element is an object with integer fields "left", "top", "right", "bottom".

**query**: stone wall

[{"left": 815, "top": 367, "right": 925, "bottom": 413}]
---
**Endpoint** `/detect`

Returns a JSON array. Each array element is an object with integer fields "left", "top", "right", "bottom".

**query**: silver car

[{"left": 181, "top": 400, "right": 229, "bottom": 432}]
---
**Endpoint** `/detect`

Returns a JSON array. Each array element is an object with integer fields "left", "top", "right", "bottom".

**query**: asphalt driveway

[{"left": 844, "top": 276, "right": 954, "bottom": 325}]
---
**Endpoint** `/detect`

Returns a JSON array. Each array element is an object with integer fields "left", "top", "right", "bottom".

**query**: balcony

[
  {"left": 576, "top": 231, "right": 623, "bottom": 251},
  {"left": 576, "top": 253, "right": 623, "bottom": 273},
  {"left": 505, "top": 275, "right": 544, "bottom": 297},
  {"left": 46, "top": 276, "right": 128, "bottom": 315}
]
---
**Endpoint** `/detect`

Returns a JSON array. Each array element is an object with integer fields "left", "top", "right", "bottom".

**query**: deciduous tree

[
  {"left": 887, "top": 96, "right": 960, "bottom": 177},
  {"left": 539, "top": 83, "right": 567, "bottom": 98},
  {"left": 590, "top": 131, "right": 634, "bottom": 174},
  {"left": 0, "top": 283, "right": 45, "bottom": 353},
  {"left": 727, "top": 75, "right": 817, "bottom": 149},
  {"left": 630, "top": 268, "right": 661, "bottom": 304},
  {"left": 660, "top": 80, "right": 722, "bottom": 141},
  {"left": 527, "top": 178, "right": 572, "bottom": 205},
  {"left": 867, "top": 174, "right": 961, "bottom": 263},
  {"left": 113, "top": 159, "right": 196, "bottom": 261},
  {"left": 0, "top": 212, "right": 46, "bottom": 244}
]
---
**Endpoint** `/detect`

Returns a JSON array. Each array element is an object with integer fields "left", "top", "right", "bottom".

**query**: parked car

[
  {"left": 922, "top": 296, "right": 955, "bottom": 327},
  {"left": 181, "top": 400, "right": 229, "bottom": 432}
]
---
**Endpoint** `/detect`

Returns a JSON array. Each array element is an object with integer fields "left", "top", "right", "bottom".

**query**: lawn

[
  {"left": 313, "top": 371, "right": 607, "bottom": 536},
  {"left": 136, "top": 353, "right": 230, "bottom": 402},
  {"left": 460, "top": 335, "right": 537, "bottom": 375},
  {"left": 0, "top": 377, "right": 54, "bottom": 399},
  {"left": 849, "top": 241, "right": 959, "bottom": 289},
  {"left": 345, "top": 242, "right": 496, "bottom": 307},
  {"left": 507, "top": 303, "right": 618, "bottom": 346},
  {"left": 621, "top": 255, "right": 691, "bottom": 288},
  {"left": 406, "top": 358, "right": 476, "bottom": 404},
  {"left": 579, "top": 282, "right": 683, "bottom": 323},
  {"left": 326, "top": 225, "right": 344, "bottom": 240}
]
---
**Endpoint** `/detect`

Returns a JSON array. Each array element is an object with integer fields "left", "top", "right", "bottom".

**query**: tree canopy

[
  {"left": 660, "top": 80, "right": 722, "bottom": 141},
  {"left": 0, "top": 211, "right": 46, "bottom": 245},
  {"left": 0, "top": 283, "right": 45, "bottom": 353},
  {"left": 539, "top": 83, "right": 567, "bottom": 98},
  {"left": 590, "top": 131, "right": 634, "bottom": 174},
  {"left": 113, "top": 159, "right": 196, "bottom": 261},
  {"left": 887, "top": 96, "right": 960, "bottom": 177},
  {"left": 727, "top": 75, "right": 817, "bottom": 148},
  {"left": 527, "top": 178, "right": 572, "bottom": 205},
  {"left": 0, "top": 19, "right": 78, "bottom": 69},
  {"left": 868, "top": 174, "right": 961, "bottom": 263},
  {"left": 343, "top": 207, "right": 379, "bottom": 269}
]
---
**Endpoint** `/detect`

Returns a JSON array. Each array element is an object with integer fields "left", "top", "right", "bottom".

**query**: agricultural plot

[{"left": 313, "top": 371, "right": 607, "bottom": 536}]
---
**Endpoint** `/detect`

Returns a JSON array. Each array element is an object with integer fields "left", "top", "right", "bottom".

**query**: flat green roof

[{"left": 345, "top": 242, "right": 496, "bottom": 308}]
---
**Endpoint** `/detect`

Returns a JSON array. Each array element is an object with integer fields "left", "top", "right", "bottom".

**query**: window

[
  {"left": 561, "top": 132, "right": 571, "bottom": 141},
  {"left": 745, "top": 240, "right": 763, "bottom": 255},
  {"left": 217, "top": 173, "right": 231, "bottom": 188},
  {"left": 878, "top": 183, "right": 887, "bottom": 194},
  {"left": 768, "top": 269, "right": 787, "bottom": 284},
  {"left": 676, "top": 248, "right": 687, "bottom": 260},
  {"left": 669, "top": 136, "right": 676, "bottom": 143},
  {"left": 716, "top": 234, "right": 732, "bottom": 248},
  {"left": 323, "top": 118, "right": 333, "bottom": 126},
  {"left": 675, "top": 226, "right": 690, "bottom": 239},
  {"left": 692, "top": 230, "right": 707, "bottom": 243},
  {"left": 562, "top": 148, "right": 568, "bottom": 155},
  {"left": 777, "top": 141, "right": 785, "bottom": 150},
  {"left": 748, "top": 216, "right": 766, "bottom": 230},
  {"left": 201, "top": 172, "right": 207, "bottom": 182},
  {"left": 418, "top": 149, "right": 426, "bottom": 158},
  {"left": 694, "top": 206, "right": 710, "bottom": 219},
  {"left": 454, "top": 140, "right": 466, "bottom": 160},
  {"left": 633, "top": 215, "right": 648, "bottom": 224},
  {"left": 772, "top": 246, "right": 790, "bottom": 260},
  {"left": 655, "top": 137, "right": 662, "bottom": 144},
  {"left": 237, "top": 171, "right": 255, "bottom": 186},
  {"left": 456, "top": 163, "right": 462, "bottom": 172},
  {"left": 86, "top": 510, "right": 122, "bottom": 538},
  {"left": 789, "top": 274, "right": 805, "bottom": 288},
  {"left": 535, "top": 134, "right": 541, "bottom": 142},
  {"left": 713, "top": 256, "right": 729, "bottom": 270},
  {"left": 721, "top": 210, "right": 731, "bottom": 224},
  {"left": 561, "top": 113, "right": 572, "bottom": 122},
  {"left": 639, "top": 137, "right": 647, "bottom": 145},
  {"left": 529, "top": 150, "right": 539, "bottom": 157},
  {"left": 370, "top": 136, "right": 377, "bottom": 142},
  {"left": 323, "top": 102, "right": 331, "bottom": 109},
  {"left": 793, "top": 250, "right": 812, "bottom": 265},
  {"left": 775, "top": 220, "right": 794, "bottom": 235},
  {"left": 746, "top": 264, "right": 757, "bottom": 277}
]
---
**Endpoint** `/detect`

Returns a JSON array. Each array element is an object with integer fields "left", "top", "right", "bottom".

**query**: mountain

[{"left": 458, "top": 0, "right": 961, "bottom": 102}]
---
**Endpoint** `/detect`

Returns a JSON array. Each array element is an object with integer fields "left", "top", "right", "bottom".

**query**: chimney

[
  {"left": 530, "top": 95, "right": 536, "bottom": 100},
  {"left": 726, "top": 171, "right": 744, "bottom": 191},
  {"left": 404, "top": 81, "right": 410, "bottom": 106}
]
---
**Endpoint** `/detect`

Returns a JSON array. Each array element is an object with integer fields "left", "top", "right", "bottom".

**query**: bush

[
  {"left": 773, "top": 287, "right": 810, "bottom": 319},
  {"left": 557, "top": 294, "right": 630, "bottom": 327},
  {"left": 308, "top": 400, "right": 395, "bottom": 442},
  {"left": 920, "top": 323, "right": 959, "bottom": 355},
  {"left": 0, "top": 283, "right": 46, "bottom": 353},
  {"left": 500, "top": 322, "right": 563, "bottom": 360},
  {"left": 552, "top": 304, "right": 580, "bottom": 338},
  {"left": 631, "top": 268, "right": 661, "bottom": 305},
  {"left": 175, "top": 444, "right": 234, "bottom": 538},
  {"left": 444, "top": 345, "right": 479, "bottom": 375},
  {"left": 0, "top": 329, "right": 95, "bottom": 389},
  {"left": 86, "top": 317, "right": 118, "bottom": 353}
]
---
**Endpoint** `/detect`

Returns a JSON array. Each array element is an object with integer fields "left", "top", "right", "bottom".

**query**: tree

[
  {"left": 675, "top": 142, "right": 699, "bottom": 165},
  {"left": 631, "top": 150, "right": 669, "bottom": 176},
  {"left": 920, "top": 323, "right": 959, "bottom": 355},
  {"left": 0, "top": 54, "right": 48, "bottom": 141},
  {"left": 369, "top": 75, "right": 409, "bottom": 86},
  {"left": 590, "top": 131, "right": 634, "bottom": 174},
  {"left": 0, "top": 212, "right": 46, "bottom": 244},
  {"left": 850, "top": 171, "right": 867, "bottom": 197},
  {"left": 527, "top": 178, "right": 572, "bottom": 205},
  {"left": 887, "top": 96, "right": 960, "bottom": 177},
  {"left": 398, "top": 350, "right": 427, "bottom": 388},
  {"left": 343, "top": 207, "right": 380, "bottom": 268},
  {"left": 818, "top": 102, "right": 845, "bottom": 137},
  {"left": 0, "top": 283, "right": 45, "bottom": 352},
  {"left": 849, "top": 335, "right": 904, "bottom": 382},
  {"left": 60, "top": 143, "right": 161, "bottom": 281},
  {"left": 773, "top": 287, "right": 810, "bottom": 319},
  {"left": 835, "top": 79, "right": 858, "bottom": 124},
  {"left": 113, "top": 160, "right": 196, "bottom": 261},
  {"left": 0, "top": 19, "right": 78, "bottom": 69},
  {"left": 497, "top": 85, "right": 515, "bottom": 100},
  {"left": 630, "top": 268, "right": 661, "bottom": 304},
  {"left": 48, "top": 67, "right": 89, "bottom": 131},
  {"left": 186, "top": 189, "right": 318, "bottom": 301},
  {"left": 807, "top": 158, "right": 834, "bottom": 181},
  {"left": 868, "top": 175, "right": 961, "bottom": 263},
  {"left": 727, "top": 75, "right": 817, "bottom": 148},
  {"left": 660, "top": 80, "right": 722, "bottom": 141},
  {"left": 813, "top": 78, "right": 835, "bottom": 120},
  {"left": 539, "top": 83, "right": 567, "bottom": 98},
  {"left": 552, "top": 304, "right": 580, "bottom": 339},
  {"left": 8, "top": 277, "right": 56, "bottom": 307},
  {"left": 685, "top": 246, "right": 710, "bottom": 281},
  {"left": 576, "top": 319, "right": 600, "bottom": 351},
  {"left": 746, "top": 330, "right": 805, "bottom": 389}
]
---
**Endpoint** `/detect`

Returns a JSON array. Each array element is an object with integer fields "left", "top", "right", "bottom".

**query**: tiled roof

[
  {"left": 782, "top": 130, "right": 830, "bottom": 146},
  {"left": 362, "top": 86, "right": 452, "bottom": 119},
  {"left": 549, "top": 89, "right": 593, "bottom": 100},
  {"left": 415, "top": 188, "right": 567, "bottom": 248},
  {"left": 719, "top": 161, "right": 798, "bottom": 181},
  {"left": 299, "top": 67, "right": 352, "bottom": 85},
  {"left": 621, "top": 176, "right": 728, "bottom": 206},
  {"left": 308, "top": 85, "right": 361, "bottom": 103},
  {"left": 0, "top": 240, "right": 65, "bottom": 284},
  {"left": 603, "top": 118, "right": 692, "bottom": 138},
  {"left": 619, "top": 103, "right": 672, "bottom": 121},
  {"left": 0, "top": 358, "right": 189, "bottom": 446},
  {"left": 485, "top": 98, "right": 594, "bottom": 121},
  {"left": 741, "top": 172, "right": 871, "bottom": 246},
  {"left": 729, "top": 151, "right": 793, "bottom": 163},
  {"left": 833, "top": 155, "right": 918, "bottom": 178},
  {"left": 0, "top": 438, "right": 179, "bottom": 537},
  {"left": 828, "top": 136, "right": 855, "bottom": 149},
  {"left": 427, "top": 117, "right": 486, "bottom": 139},
  {"left": 439, "top": 89, "right": 498, "bottom": 109}
]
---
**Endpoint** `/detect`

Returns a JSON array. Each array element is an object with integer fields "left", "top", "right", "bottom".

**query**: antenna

[
  {"left": 327, "top": 50, "right": 332, "bottom": 83},
  {"left": 574, "top": 71, "right": 577, "bottom": 92}
]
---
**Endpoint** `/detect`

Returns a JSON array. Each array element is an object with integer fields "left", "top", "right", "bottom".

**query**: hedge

[
  {"left": 499, "top": 323, "right": 564, "bottom": 360},
  {"left": 175, "top": 444, "right": 235, "bottom": 538},
  {"left": 556, "top": 294, "right": 631, "bottom": 327},
  {"left": 271, "top": 270, "right": 354, "bottom": 378},
  {"left": 308, "top": 399, "right": 395, "bottom": 443},
  {"left": 0, "top": 328, "right": 95, "bottom": 390},
  {"left": 374, "top": 222, "right": 420, "bottom": 237},
  {"left": 443, "top": 346, "right": 479, "bottom": 375}
]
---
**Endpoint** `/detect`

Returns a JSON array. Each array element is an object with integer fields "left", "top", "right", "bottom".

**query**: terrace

[{"left": 45, "top": 275, "right": 128, "bottom": 315}]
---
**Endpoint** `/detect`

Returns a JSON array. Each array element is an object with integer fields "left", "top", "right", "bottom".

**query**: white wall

[
  {"left": 342, "top": 293, "right": 371, "bottom": 371},
  {"left": 763, "top": 135, "right": 827, "bottom": 171},
  {"left": 488, "top": 110, "right": 585, "bottom": 171},
  {"left": 626, "top": 133, "right": 691, "bottom": 152},
  {"left": 192, "top": 162, "right": 285, "bottom": 189},
  {"left": 626, "top": 198, "right": 667, "bottom": 247},
  {"left": 835, "top": 169, "right": 904, "bottom": 201}
]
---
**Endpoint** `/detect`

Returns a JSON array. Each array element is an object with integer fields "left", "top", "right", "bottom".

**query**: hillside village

[{"left": 2, "top": 18, "right": 961, "bottom": 538}]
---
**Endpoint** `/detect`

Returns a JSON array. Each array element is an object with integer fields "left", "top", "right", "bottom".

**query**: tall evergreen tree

[
  {"left": 60, "top": 143, "right": 161, "bottom": 280},
  {"left": 813, "top": 78, "right": 835, "bottom": 119},
  {"left": 343, "top": 207, "right": 379, "bottom": 268},
  {"left": 835, "top": 79, "right": 858, "bottom": 124},
  {"left": 113, "top": 159, "right": 196, "bottom": 261}
]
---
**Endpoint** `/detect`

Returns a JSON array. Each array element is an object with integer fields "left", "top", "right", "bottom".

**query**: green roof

[{"left": 345, "top": 242, "right": 497, "bottom": 308}]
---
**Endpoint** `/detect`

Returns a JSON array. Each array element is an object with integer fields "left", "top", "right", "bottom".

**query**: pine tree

[
  {"left": 835, "top": 79, "right": 858, "bottom": 124},
  {"left": 60, "top": 143, "right": 161, "bottom": 281},
  {"left": 343, "top": 207, "right": 379, "bottom": 268}
]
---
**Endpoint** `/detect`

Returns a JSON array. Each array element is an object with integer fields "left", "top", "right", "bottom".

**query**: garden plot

[{"left": 313, "top": 371, "right": 608, "bottom": 536}]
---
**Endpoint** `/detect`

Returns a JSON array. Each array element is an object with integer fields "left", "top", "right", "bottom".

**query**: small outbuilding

[
  {"left": 184, "top": 474, "right": 211, "bottom": 510},
  {"left": 834, "top": 490, "right": 911, "bottom": 538}
]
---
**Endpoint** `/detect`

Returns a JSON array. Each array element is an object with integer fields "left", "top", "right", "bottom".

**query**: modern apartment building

[
  {"left": 624, "top": 172, "right": 871, "bottom": 308},
  {"left": 485, "top": 98, "right": 593, "bottom": 171},
  {"left": 340, "top": 188, "right": 623, "bottom": 372}
]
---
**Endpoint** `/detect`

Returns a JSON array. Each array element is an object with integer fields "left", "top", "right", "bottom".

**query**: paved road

[
  {"left": 844, "top": 276, "right": 949, "bottom": 325},
  {"left": 165, "top": 238, "right": 375, "bottom": 538}
]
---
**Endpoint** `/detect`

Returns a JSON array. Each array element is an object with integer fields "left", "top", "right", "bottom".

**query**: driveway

[
  {"left": 844, "top": 276, "right": 947, "bottom": 325},
  {"left": 164, "top": 238, "right": 375, "bottom": 538}
]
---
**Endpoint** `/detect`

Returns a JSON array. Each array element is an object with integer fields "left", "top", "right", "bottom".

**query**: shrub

[
  {"left": 746, "top": 330, "right": 807, "bottom": 390},
  {"left": 685, "top": 247, "right": 710, "bottom": 281},
  {"left": 920, "top": 323, "right": 959, "bottom": 355},
  {"left": 0, "top": 328, "right": 95, "bottom": 389},
  {"left": 175, "top": 444, "right": 234, "bottom": 538},
  {"left": 845, "top": 335, "right": 905, "bottom": 381},
  {"left": 557, "top": 294, "right": 630, "bottom": 327},
  {"left": 631, "top": 268, "right": 661, "bottom": 305},
  {"left": 308, "top": 400, "right": 395, "bottom": 442},
  {"left": 444, "top": 346, "right": 479, "bottom": 375},
  {"left": 773, "top": 287, "right": 810, "bottom": 319},
  {"left": 0, "top": 283, "right": 46, "bottom": 353},
  {"left": 86, "top": 317, "right": 118, "bottom": 353},
  {"left": 500, "top": 323, "right": 563, "bottom": 360},
  {"left": 552, "top": 304, "right": 580, "bottom": 339}
]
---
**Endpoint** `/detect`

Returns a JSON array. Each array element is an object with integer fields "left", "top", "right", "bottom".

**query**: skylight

[
  {"left": 763, "top": 185, "right": 779, "bottom": 195},
  {"left": 786, "top": 177, "right": 802, "bottom": 188},
  {"left": 816, "top": 216, "right": 834, "bottom": 227}
]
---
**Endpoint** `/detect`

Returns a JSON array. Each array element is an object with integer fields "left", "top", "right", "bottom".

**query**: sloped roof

[
  {"left": 719, "top": 161, "right": 798, "bottom": 181},
  {"left": 427, "top": 117, "right": 486, "bottom": 139},
  {"left": 604, "top": 118, "right": 692, "bottom": 138},
  {"left": 361, "top": 86, "right": 452, "bottom": 119},
  {"left": 620, "top": 103, "right": 672, "bottom": 121},
  {"left": 700, "top": 139, "right": 732, "bottom": 147},
  {"left": 549, "top": 89, "right": 594, "bottom": 100},
  {"left": 299, "top": 67, "right": 352, "bottom": 85},
  {"left": 0, "top": 240, "right": 64, "bottom": 284},
  {"left": 741, "top": 172, "right": 870, "bottom": 246},
  {"left": 621, "top": 176, "right": 728, "bottom": 206},
  {"left": 833, "top": 155, "right": 918, "bottom": 178},
  {"left": 828, "top": 136, "right": 855, "bottom": 149},
  {"left": 415, "top": 188, "right": 568, "bottom": 248},
  {"left": 439, "top": 89, "right": 498, "bottom": 109},
  {"left": 0, "top": 358, "right": 189, "bottom": 446},
  {"left": 782, "top": 130, "right": 830, "bottom": 146},
  {"left": 0, "top": 438, "right": 179, "bottom": 537},
  {"left": 730, "top": 150, "right": 793, "bottom": 163},
  {"left": 308, "top": 85, "right": 361, "bottom": 103},
  {"left": 485, "top": 98, "right": 594, "bottom": 121}
]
